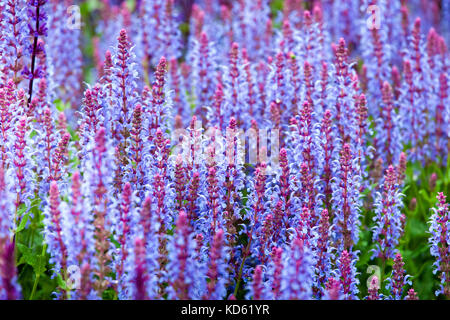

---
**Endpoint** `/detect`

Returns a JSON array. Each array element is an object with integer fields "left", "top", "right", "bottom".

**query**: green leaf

[
  {"left": 418, "top": 189, "right": 431, "bottom": 204},
  {"left": 34, "top": 254, "right": 47, "bottom": 276},
  {"left": 16, "top": 212, "right": 30, "bottom": 233},
  {"left": 16, "top": 243, "right": 36, "bottom": 267},
  {"left": 56, "top": 273, "right": 67, "bottom": 291}
]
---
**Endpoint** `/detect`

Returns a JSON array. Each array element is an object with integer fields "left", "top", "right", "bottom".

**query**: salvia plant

[{"left": 0, "top": 0, "right": 448, "bottom": 300}]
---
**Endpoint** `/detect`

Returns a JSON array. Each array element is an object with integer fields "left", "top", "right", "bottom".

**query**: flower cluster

[
  {"left": 0, "top": 0, "right": 448, "bottom": 301},
  {"left": 429, "top": 193, "right": 450, "bottom": 298}
]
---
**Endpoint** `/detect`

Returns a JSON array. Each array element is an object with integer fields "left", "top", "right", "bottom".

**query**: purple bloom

[
  {"left": 244, "top": 162, "right": 268, "bottom": 264},
  {"left": 247, "top": 264, "right": 270, "bottom": 300},
  {"left": 374, "top": 82, "right": 402, "bottom": 164},
  {"left": 46, "top": 1, "right": 83, "bottom": 107},
  {"left": 331, "top": 143, "right": 361, "bottom": 253},
  {"left": 139, "top": 0, "right": 181, "bottom": 68},
  {"left": 314, "top": 208, "right": 333, "bottom": 298},
  {"left": 0, "top": 239, "right": 21, "bottom": 300},
  {"left": 337, "top": 249, "right": 359, "bottom": 300},
  {"left": 107, "top": 29, "right": 140, "bottom": 158},
  {"left": 0, "top": 0, "right": 28, "bottom": 86},
  {"left": 166, "top": 210, "right": 205, "bottom": 299},
  {"left": 188, "top": 31, "right": 217, "bottom": 123},
  {"left": 0, "top": 0, "right": 448, "bottom": 302},
  {"left": 398, "top": 18, "right": 434, "bottom": 163},
  {"left": 323, "top": 277, "right": 342, "bottom": 300},
  {"left": 267, "top": 246, "right": 283, "bottom": 300},
  {"left": 43, "top": 181, "right": 68, "bottom": 277},
  {"left": 366, "top": 276, "right": 381, "bottom": 300},
  {"left": 204, "top": 229, "right": 229, "bottom": 300},
  {"left": 0, "top": 81, "right": 16, "bottom": 171},
  {"left": 405, "top": 288, "right": 419, "bottom": 300},
  {"left": 429, "top": 192, "right": 450, "bottom": 298},
  {"left": 138, "top": 195, "right": 160, "bottom": 300},
  {"left": 63, "top": 171, "right": 97, "bottom": 300},
  {"left": 372, "top": 165, "right": 404, "bottom": 260},
  {"left": 280, "top": 238, "right": 314, "bottom": 300},
  {"left": 435, "top": 72, "right": 449, "bottom": 163},
  {"left": 25, "top": 0, "right": 48, "bottom": 104},
  {"left": 131, "top": 237, "right": 148, "bottom": 300},
  {"left": 116, "top": 182, "right": 136, "bottom": 298},
  {"left": 0, "top": 168, "right": 14, "bottom": 240},
  {"left": 319, "top": 109, "right": 336, "bottom": 213},
  {"left": 386, "top": 253, "right": 412, "bottom": 300},
  {"left": 82, "top": 127, "right": 116, "bottom": 297}
]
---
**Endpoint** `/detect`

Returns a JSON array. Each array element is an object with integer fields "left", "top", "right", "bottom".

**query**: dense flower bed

[{"left": 0, "top": 0, "right": 449, "bottom": 300}]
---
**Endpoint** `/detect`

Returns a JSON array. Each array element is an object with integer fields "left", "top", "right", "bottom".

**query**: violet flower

[
  {"left": 0, "top": 239, "right": 21, "bottom": 300},
  {"left": 0, "top": 0, "right": 28, "bottom": 86},
  {"left": 46, "top": 1, "right": 82, "bottom": 106},
  {"left": 166, "top": 210, "right": 205, "bottom": 300},
  {"left": 131, "top": 237, "right": 148, "bottom": 300},
  {"left": 83, "top": 127, "right": 115, "bottom": 296},
  {"left": 247, "top": 264, "right": 270, "bottom": 300},
  {"left": 63, "top": 171, "right": 98, "bottom": 300},
  {"left": 366, "top": 275, "right": 381, "bottom": 300},
  {"left": 405, "top": 288, "right": 419, "bottom": 300},
  {"left": 331, "top": 143, "right": 361, "bottom": 253},
  {"left": 429, "top": 192, "right": 450, "bottom": 298},
  {"left": 0, "top": 168, "right": 14, "bottom": 240},
  {"left": 43, "top": 181, "right": 68, "bottom": 277},
  {"left": 372, "top": 165, "right": 404, "bottom": 261},
  {"left": 24, "top": 0, "right": 48, "bottom": 104},
  {"left": 280, "top": 238, "right": 314, "bottom": 300},
  {"left": 314, "top": 209, "right": 333, "bottom": 298},
  {"left": 188, "top": 31, "right": 217, "bottom": 123},
  {"left": 204, "top": 228, "right": 229, "bottom": 300},
  {"left": 386, "top": 253, "right": 412, "bottom": 300},
  {"left": 323, "top": 277, "right": 342, "bottom": 300},
  {"left": 337, "top": 249, "right": 359, "bottom": 300}
]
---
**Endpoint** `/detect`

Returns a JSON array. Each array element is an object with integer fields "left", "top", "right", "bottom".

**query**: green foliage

[
  {"left": 356, "top": 158, "right": 449, "bottom": 300},
  {"left": 15, "top": 197, "right": 57, "bottom": 299}
]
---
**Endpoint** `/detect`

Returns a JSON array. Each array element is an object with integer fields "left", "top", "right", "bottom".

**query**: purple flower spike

[
  {"left": 0, "top": 239, "right": 21, "bottom": 300},
  {"left": 332, "top": 144, "right": 361, "bottom": 252},
  {"left": 387, "top": 253, "right": 412, "bottom": 300},
  {"left": 204, "top": 229, "right": 228, "bottom": 300},
  {"left": 0, "top": 0, "right": 28, "bottom": 86},
  {"left": 269, "top": 246, "right": 283, "bottom": 300},
  {"left": 132, "top": 237, "right": 148, "bottom": 300},
  {"left": 429, "top": 192, "right": 450, "bottom": 298},
  {"left": 281, "top": 238, "right": 314, "bottom": 300},
  {"left": 249, "top": 265, "right": 269, "bottom": 300},
  {"left": 367, "top": 276, "right": 381, "bottom": 300},
  {"left": 324, "top": 278, "right": 342, "bottom": 300},
  {"left": 337, "top": 250, "right": 358, "bottom": 300},
  {"left": 315, "top": 209, "right": 332, "bottom": 298},
  {"left": 44, "top": 181, "right": 68, "bottom": 277},
  {"left": 166, "top": 210, "right": 204, "bottom": 300},
  {"left": 0, "top": 168, "right": 14, "bottom": 239},
  {"left": 405, "top": 288, "right": 419, "bottom": 300},
  {"left": 372, "top": 165, "right": 404, "bottom": 261},
  {"left": 25, "top": 0, "right": 48, "bottom": 103},
  {"left": 117, "top": 182, "right": 133, "bottom": 291}
]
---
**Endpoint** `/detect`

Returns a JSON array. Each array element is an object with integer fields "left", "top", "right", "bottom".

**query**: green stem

[
  {"left": 233, "top": 239, "right": 253, "bottom": 298},
  {"left": 380, "top": 258, "right": 386, "bottom": 294},
  {"left": 29, "top": 243, "right": 47, "bottom": 300},
  {"left": 233, "top": 254, "right": 247, "bottom": 298}
]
